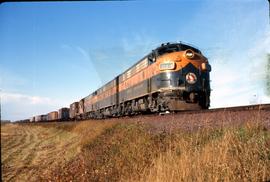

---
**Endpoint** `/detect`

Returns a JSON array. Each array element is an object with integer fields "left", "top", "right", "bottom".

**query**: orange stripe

[{"left": 119, "top": 51, "right": 207, "bottom": 92}]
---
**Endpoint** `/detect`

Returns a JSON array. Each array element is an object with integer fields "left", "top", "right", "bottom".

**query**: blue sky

[{"left": 0, "top": 0, "right": 269, "bottom": 121}]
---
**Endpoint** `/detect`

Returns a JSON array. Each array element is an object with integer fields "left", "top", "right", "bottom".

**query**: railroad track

[
  {"left": 117, "top": 103, "right": 270, "bottom": 121},
  {"left": 16, "top": 104, "right": 270, "bottom": 124},
  {"left": 173, "top": 103, "right": 270, "bottom": 115}
]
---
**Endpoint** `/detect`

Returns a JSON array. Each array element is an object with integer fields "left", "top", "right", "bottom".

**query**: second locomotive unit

[{"left": 71, "top": 42, "right": 211, "bottom": 119}]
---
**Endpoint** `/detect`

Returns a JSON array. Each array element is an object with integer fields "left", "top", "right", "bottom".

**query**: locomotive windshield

[
  {"left": 180, "top": 44, "right": 201, "bottom": 54},
  {"left": 156, "top": 43, "right": 201, "bottom": 56}
]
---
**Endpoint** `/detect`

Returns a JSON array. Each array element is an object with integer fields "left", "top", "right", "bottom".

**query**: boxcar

[
  {"left": 58, "top": 107, "right": 70, "bottom": 121},
  {"left": 47, "top": 111, "right": 58, "bottom": 121},
  {"left": 41, "top": 114, "right": 47, "bottom": 122},
  {"left": 30, "top": 116, "right": 35, "bottom": 122},
  {"left": 35, "top": 115, "right": 42, "bottom": 122},
  {"left": 78, "top": 98, "right": 85, "bottom": 119},
  {"left": 69, "top": 102, "right": 79, "bottom": 120}
]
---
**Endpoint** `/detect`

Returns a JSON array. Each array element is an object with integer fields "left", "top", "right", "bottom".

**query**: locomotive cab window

[
  {"left": 180, "top": 44, "right": 201, "bottom": 54},
  {"left": 156, "top": 45, "right": 180, "bottom": 56},
  {"left": 155, "top": 43, "right": 201, "bottom": 56}
]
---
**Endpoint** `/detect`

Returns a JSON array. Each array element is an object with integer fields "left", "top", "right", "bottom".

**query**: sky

[{"left": 0, "top": 0, "right": 270, "bottom": 121}]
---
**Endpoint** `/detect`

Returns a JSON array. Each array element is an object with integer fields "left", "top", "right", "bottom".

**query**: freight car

[
  {"left": 35, "top": 115, "right": 42, "bottom": 122},
  {"left": 14, "top": 119, "right": 30, "bottom": 123},
  {"left": 35, "top": 114, "right": 47, "bottom": 122},
  {"left": 75, "top": 42, "right": 211, "bottom": 119},
  {"left": 78, "top": 99, "right": 85, "bottom": 119},
  {"left": 47, "top": 111, "right": 58, "bottom": 121},
  {"left": 41, "top": 114, "right": 47, "bottom": 122},
  {"left": 58, "top": 107, "right": 70, "bottom": 121},
  {"left": 70, "top": 102, "right": 79, "bottom": 120},
  {"left": 30, "top": 116, "right": 35, "bottom": 122}
]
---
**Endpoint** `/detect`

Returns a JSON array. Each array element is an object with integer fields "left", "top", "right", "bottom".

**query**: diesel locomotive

[
  {"left": 73, "top": 42, "right": 211, "bottom": 119},
  {"left": 29, "top": 42, "right": 212, "bottom": 122}
]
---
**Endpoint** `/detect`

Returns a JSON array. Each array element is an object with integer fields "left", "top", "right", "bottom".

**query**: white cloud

[
  {"left": 248, "top": 31, "right": 270, "bottom": 81},
  {"left": 2, "top": 92, "right": 53, "bottom": 105},
  {"left": 1, "top": 91, "right": 67, "bottom": 121},
  {"left": 210, "top": 31, "right": 270, "bottom": 108}
]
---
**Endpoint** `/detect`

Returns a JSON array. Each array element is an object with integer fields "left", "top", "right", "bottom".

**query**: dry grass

[
  {"left": 44, "top": 121, "right": 270, "bottom": 182},
  {"left": 139, "top": 123, "right": 270, "bottom": 182},
  {"left": 71, "top": 120, "right": 117, "bottom": 146},
  {"left": 1, "top": 120, "right": 115, "bottom": 181},
  {"left": 2, "top": 112, "right": 270, "bottom": 182},
  {"left": 81, "top": 123, "right": 171, "bottom": 181},
  {"left": 1, "top": 123, "right": 80, "bottom": 181},
  {"left": 45, "top": 122, "right": 172, "bottom": 181}
]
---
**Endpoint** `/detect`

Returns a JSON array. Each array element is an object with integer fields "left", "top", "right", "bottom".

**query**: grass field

[{"left": 1, "top": 110, "right": 270, "bottom": 181}]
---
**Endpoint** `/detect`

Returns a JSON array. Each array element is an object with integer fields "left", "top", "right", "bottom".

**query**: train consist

[{"left": 27, "top": 42, "right": 211, "bottom": 122}]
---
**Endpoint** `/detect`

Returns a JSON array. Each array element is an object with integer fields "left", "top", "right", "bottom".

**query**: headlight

[
  {"left": 186, "top": 72, "right": 197, "bottom": 84},
  {"left": 159, "top": 62, "right": 176, "bottom": 70},
  {"left": 185, "top": 49, "right": 195, "bottom": 59}
]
